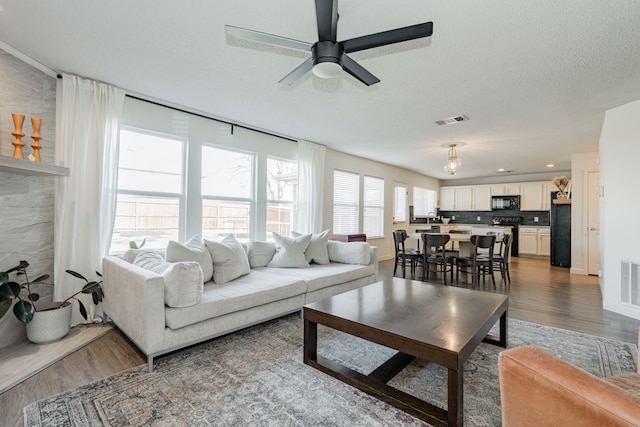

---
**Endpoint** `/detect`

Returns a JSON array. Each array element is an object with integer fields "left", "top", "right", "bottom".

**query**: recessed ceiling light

[
  {"left": 435, "top": 115, "right": 469, "bottom": 126},
  {"left": 546, "top": 164, "right": 555, "bottom": 168},
  {"left": 496, "top": 169, "right": 513, "bottom": 174}
]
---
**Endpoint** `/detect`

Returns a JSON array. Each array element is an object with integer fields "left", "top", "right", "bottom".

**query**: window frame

[{"left": 393, "top": 183, "right": 408, "bottom": 223}]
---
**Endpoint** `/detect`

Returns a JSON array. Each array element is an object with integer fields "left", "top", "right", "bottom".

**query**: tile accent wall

[
  {"left": 0, "top": 49, "right": 57, "bottom": 348},
  {"left": 436, "top": 210, "right": 551, "bottom": 226}
]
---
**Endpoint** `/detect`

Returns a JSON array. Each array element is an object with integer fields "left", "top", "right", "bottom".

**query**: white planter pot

[{"left": 26, "top": 302, "right": 72, "bottom": 344}]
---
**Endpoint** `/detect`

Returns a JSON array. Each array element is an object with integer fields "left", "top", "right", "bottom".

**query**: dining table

[{"left": 410, "top": 232, "right": 503, "bottom": 284}]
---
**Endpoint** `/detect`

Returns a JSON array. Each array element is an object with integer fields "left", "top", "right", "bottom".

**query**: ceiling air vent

[{"left": 435, "top": 115, "right": 469, "bottom": 126}]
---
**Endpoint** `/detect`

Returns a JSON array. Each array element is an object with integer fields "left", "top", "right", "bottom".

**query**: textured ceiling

[{"left": 1, "top": 0, "right": 639, "bottom": 180}]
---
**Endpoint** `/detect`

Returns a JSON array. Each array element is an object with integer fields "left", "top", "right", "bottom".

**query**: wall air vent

[
  {"left": 435, "top": 115, "right": 469, "bottom": 126},
  {"left": 621, "top": 259, "right": 640, "bottom": 307}
]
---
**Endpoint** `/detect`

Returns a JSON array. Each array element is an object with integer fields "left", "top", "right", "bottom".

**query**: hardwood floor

[{"left": 1, "top": 257, "right": 638, "bottom": 426}]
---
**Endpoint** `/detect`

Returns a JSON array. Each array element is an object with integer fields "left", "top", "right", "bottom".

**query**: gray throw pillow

[
  {"left": 166, "top": 235, "right": 214, "bottom": 283},
  {"left": 204, "top": 235, "right": 251, "bottom": 284},
  {"left": 247, "top": 241, "right": 277, "bottom": 268},
  {"left": 267, "top": 232, "right": 312, "bottom": 268},
  {"left": 133, "top": 251, "right": 203, "bottom": 308},
  {"left": 292, "top": 229, "right": 330, "bottom": 264}
]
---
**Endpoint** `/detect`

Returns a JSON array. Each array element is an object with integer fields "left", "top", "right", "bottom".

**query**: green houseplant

[{"left": 0, "top": 261, "right": 104, "bottom": 343}]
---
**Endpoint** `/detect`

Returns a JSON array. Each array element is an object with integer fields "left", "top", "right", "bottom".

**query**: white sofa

[{"left": 102, "top": 239, "right": 378, "bottom": 371}]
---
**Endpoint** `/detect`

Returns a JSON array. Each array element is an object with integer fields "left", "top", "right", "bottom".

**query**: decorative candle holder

[
  {"left": 30, "top": 117, "right": 43, "bottom": 162},
  {"left": 11, "top": 113, "right": 26, "bottom": 159}
]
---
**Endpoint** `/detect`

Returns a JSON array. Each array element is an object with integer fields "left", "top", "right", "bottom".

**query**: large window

[
  {"left": 267, "top": 156, "right": 298, "bottom": 237},
  {"left": 413, "top": 186, "right": 438, "bottom": 217},
  {"left": 363, "top": 175, "right": 384, "bottom": 238},
  {"left": 201, "top": 145, "right": 254, "bottom": 241},
  {"left": 394, "top": 183, "right": 408, "bottom": 222},
  {"left": 333, "top": 170, "right": 359, "bottom": 234},
  {"left": 111, "top": 129, "right": 184, "bottom": 252}
]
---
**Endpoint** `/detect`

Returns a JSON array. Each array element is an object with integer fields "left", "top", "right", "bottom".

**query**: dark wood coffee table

[{"left": 303, "top": 278, "right": 508, "bottom": 427}]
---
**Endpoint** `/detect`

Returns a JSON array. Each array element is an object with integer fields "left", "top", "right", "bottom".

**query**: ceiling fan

[{"left": 225, "top": 0, "right": 433, "bottom": 86}]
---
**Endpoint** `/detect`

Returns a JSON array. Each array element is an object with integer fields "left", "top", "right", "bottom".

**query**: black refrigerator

[{"left": 550, "top": 192, "right": 571, "bottom": 267}]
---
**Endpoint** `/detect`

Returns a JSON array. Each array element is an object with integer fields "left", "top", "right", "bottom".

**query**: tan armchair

[{"left": 499, "top": 344, "right": 640, "bottom": 426}]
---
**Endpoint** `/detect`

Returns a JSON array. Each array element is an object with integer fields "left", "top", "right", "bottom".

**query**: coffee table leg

[
  {"left": 304, "top": 315, "right": 318, "bottom": 364},
  {"left": 499, "top": 309, "right": 508, "bottom": 348},
  {"left": 448, "top": 367, "right": 464, "bottom": 426}
]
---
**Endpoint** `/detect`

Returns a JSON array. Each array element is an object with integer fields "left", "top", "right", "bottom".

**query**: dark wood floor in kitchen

[{"left": 1, "top": 257, "right": 639, "bottom": 427}]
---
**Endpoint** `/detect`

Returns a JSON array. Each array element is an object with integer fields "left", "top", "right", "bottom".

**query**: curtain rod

[
  {"left": 125, "top": 94, "right": 294, "bottom": 143},
  {"left": 55, "top": 74, "right": 297, "bottom": 143}
]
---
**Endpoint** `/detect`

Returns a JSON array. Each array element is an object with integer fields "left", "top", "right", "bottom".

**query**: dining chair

[
  {"left": 455, "top": 234, "right": 497, "bottom": 288},
  {"left": 492, "top": 233, "right": 512, "bottom": 284},
  {"left": 421, "top": 233, "right": 455, "bottom": 285},
  {"left": 393, "top": 230, "right": 422, "bottom": 279}
]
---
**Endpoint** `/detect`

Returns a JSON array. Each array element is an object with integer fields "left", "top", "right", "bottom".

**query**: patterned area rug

[{"left": 24, "top": 315, "right": 637, "bottom": 427}]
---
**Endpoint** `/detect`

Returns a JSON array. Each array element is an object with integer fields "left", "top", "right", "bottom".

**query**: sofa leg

[{"left": 147, "top": 356, "right": 154, "bottom": 373}]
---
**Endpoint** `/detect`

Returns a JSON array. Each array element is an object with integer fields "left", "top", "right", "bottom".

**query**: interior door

[{"left": 587, "top": 171, "right": 600, "bottom": 275}]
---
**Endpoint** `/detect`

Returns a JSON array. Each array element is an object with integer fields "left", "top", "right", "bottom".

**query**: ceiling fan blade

[
  {"left": 316, "top": 0, "right": 338, "bottom": 41},
  {"left": 342, "top": 22, "right": 433, "bottom": 53},
  {"left": 225, "top": 25, "right": 312, "bottom": 52},
  {"left": 279, "top": 57, "right": 314, "bottom": 85},
  {"left": 341, "top": 54, "right": 380, "bottom": 86}
]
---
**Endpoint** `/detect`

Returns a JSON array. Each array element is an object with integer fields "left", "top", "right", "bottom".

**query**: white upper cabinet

[
  {"left": 439, "top": 187, "right": 456, "bottom": 211},
  {"left": 439, "top": 185, "right": 492, "bottom": 211},
  {"left": 455, "top": 187, "right": 473, "bottom": 210},
  {"left": 491, "top": 183, "right": 522, "bottom": 196},
  {"left": 473, "top": 185, "right": 492, "bottom": 211},
  {"left": 521, "top": 181, "right": 552, "bottom": 211}
]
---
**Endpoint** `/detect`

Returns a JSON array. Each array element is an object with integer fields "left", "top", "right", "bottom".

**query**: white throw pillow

[
  {"left": 166, "top": 235, "right": 214, "bottom": 283},
  {"left": 133, "top": 251, "right": 203, "bottom": 308},
  {"left": 267, "top": 232, "right": 312, "bottom": 268},
  {"left": 247, "top": 241, "right": 277, "bottom": 268},
  {"left": 292, "top": 229, "right": 330, "bottom": 265},
  {"left": 204, "top": 235, "right": 251, "bottom": 284},
  {"left": 327, "top": 241, "right": 371, "bottom": 265}
]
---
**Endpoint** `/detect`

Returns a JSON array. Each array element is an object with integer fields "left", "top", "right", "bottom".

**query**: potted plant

[{"left": 0, "top": 260, "right": 104, "bottom": 344}]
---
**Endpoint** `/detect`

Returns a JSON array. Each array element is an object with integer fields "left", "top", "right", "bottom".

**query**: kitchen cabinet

[
  {"left": 439, "top": 187, "right": 456, "bottom": 211},
  {"left": 521, "top": 181, "right": 552, "bottom": 211},
  {"left": 519, "top": 226, "right": 551, "bottom": 257},
  {"left": 455, "top": 187, "right": 473, "bottom": 210},
  {"left": 519, "top": 227, "right": 539, "bottom": 255},
  {"left": 491, "top": 183, "right": 521, "bottom": 196},
  {"left": 439, "top": 185, "right": 491, "bottom": 211},
  {"left": 538, "top": 227, "right": 551, "bottom": 256},
  {"left": 473, "top": 185, "right": 492, "bottom": 211}
]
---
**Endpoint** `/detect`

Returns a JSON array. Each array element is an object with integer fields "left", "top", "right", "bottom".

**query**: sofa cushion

[
  {"left": 204, "top": 235, "right": 251, "bottom": 285},
  {"left": 166, "top": 235, "right": 213, "bottom": 283},
  {"left": 133, "top": 251, "right": 203, "bottom": 308},
  {"left": 258, "top": 262, "right": 376, "bottom": 293},
  {"left": 247, "top": 241, "right": 277, "bottom": 268},
  {"left": 292, "top": 229, "right": 330, "bottom": 265},
  {"left": 267, "top": 232, "right": 311, "bottom": 268},
  {"left": 327, "top": 240, "right": 371, "bottom": 265},
  {"left": 165, "top": 270, "right": 306, "bottom": 330}
]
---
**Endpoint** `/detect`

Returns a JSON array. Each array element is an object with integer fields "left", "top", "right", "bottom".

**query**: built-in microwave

[{"left": 491, "top": 195, "right": 520, "bottom": 210}]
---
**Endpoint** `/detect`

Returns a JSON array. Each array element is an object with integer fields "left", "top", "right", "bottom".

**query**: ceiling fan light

[{"left": 312, "top": 61, "right": 342, "bottom": 79}]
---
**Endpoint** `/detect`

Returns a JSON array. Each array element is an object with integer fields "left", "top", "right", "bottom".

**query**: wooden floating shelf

[
  {"left": 0, "top": 156, "right": 69, "bottom": 176},
  {"left": 552, "top": 198, "right": 572, "bottom": 204}
]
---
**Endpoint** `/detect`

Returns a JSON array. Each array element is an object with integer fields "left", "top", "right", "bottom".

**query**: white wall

[
  {"left": 600, "top": 98, "right": 640, "bottom": 320},
  {"left": 323, "top": 149, "right": 440, "bottom": 261},
  {"left": 570, "top": 152, "right": 599, "bottom": 275}
]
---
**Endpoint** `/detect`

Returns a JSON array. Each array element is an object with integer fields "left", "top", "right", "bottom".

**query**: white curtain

[
  {"left": 296, "top": 140, "right": 326, "bottom": 233},
  {"left": 54, "top": 74, "right": 125, "bottom": 325}
]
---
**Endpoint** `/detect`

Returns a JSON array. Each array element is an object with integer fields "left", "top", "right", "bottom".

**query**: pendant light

[{"left": 445, "top": 144, "right": 462, "bottom": 175}]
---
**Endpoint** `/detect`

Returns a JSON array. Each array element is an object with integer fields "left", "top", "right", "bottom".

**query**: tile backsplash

[{"left": 412, "top": 208, "right": 550, "bottom": 226}]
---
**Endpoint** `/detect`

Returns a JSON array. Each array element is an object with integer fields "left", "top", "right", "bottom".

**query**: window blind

[
  {"left": 333, "top": 170, "right": 359, "bottom": 234},
  {"left": 364, "top": 175, "right": 384, "bottom": 238}
]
